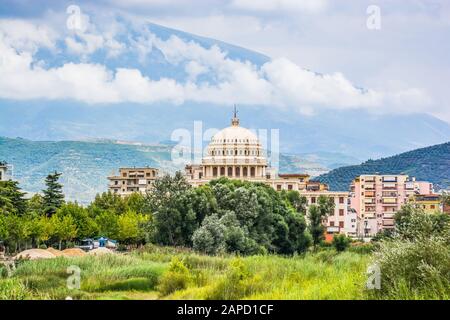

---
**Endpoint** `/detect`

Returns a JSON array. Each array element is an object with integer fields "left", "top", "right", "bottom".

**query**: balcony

[
  {"left": 382, "top": 219, "right": 395, "bottom": 227},
  {"left": 364, "top": 212, "right": 376, "bottom": 219},
  {"left": 383, "top": 213, "right": 395, "bottom": 219},
  {"left": 382, "top": 183, "right": 397, "bottom": 190},
  {"left": 382, "top": 176, "right": 398, "bottom": 182},
  {"left": 364, "top": 184, "right": 375, "bottom": 190},
  {"left": 382, "top": 192, "right": 398, "bottom": 197}
]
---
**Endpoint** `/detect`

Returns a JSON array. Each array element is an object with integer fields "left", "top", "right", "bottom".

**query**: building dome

[
  {"left": 211, "top": 126, "right": 259, "bottom": 144},
  {"left": 200, "top": 109, "right": 267, "bottom": 180}
]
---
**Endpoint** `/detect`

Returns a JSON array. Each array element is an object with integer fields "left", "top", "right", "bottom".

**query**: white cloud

[
  {"left": 230, "top": 0, "right": 328, "bottom": 14},
  {"left": 0, "top": 17, "right": 434, "bottom": 118},
  {"left": 0, "top": 19, "right": 57, "bottom": 53}
]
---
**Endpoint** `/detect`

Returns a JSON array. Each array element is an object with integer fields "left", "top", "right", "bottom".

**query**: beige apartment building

[
  {"left": 350, "top": 174, "right": 434, "bottom": 237},
  {"left": 108, "top": 167, "right": 159, "bottom": 196}
]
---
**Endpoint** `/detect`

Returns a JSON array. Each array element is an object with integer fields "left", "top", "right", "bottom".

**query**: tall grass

[
  {"left": 169, "top": 251, "right": 370, "bottom": 300},
  {"left": 5, "top": 254, "right": 167, "bottom": 299}
]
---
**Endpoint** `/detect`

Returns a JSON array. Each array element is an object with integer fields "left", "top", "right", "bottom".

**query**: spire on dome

[{"left": 231, "top": 104, "right": 240, "bottom": 126}]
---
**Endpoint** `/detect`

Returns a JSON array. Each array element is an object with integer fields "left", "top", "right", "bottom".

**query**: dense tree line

[{"left": 0, "top": 171, "right": 338, "bottom": 255}]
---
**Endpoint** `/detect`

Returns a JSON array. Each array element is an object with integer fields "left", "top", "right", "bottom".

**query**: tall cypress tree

[{"left": 42, "top": 171, "right": 65, "bottom": 216}]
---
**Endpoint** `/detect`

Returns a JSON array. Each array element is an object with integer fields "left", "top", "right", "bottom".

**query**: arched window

[
  {"left": 235, "top": 167, "right": 240, "bottom": 177},
  {"left": 213, "top": 167, "right": 218, "bottom": 177},
  {"left": 251, "top": 167, "right": 255, "bottom": 177},
  {"left": 220, "top": 167, "right": 225, "bottom": 176},
  {"left": 228, "top": 167, "right": 233, "bottom": 177},
  {"left": 243, "top": 167, "right": 248, "bottom": 177}
]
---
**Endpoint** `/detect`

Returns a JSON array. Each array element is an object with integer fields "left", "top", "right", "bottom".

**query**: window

[
  {"left": 339, "top": 209, "right": 344, "bottom": 216},
  {"left": 288, "top": 185, "right": 293, "bottom": 190},
  {"left": 339, "top": 221, "right": 344, "bottom": 228},
  {"left": 431, "top": 205, "right": 436, "bottom": 209},
  {"left": 311, "top": 197, "right": 316, "bottom": 204},
  {"left": 339, "top": 197, "right": 344, "bottom": 204},
  {"left": 114, "top": 181, "right": 118, "bottom": 185},
  {"left": 330, "top": 221, "right": 335, "bottom": 227},
  {"left": 277, "top": 185, "right": 281, "bottom": 191}
]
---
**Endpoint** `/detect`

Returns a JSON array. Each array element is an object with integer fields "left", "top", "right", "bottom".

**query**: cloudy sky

[{"left": 1, "top": 0, "right": 449, "bottom": 123}]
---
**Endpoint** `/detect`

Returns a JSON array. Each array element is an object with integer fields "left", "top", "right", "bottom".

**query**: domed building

[
  {"left": 198, "top": 111, "right": 267, "bottom": 180},
  {"left": 185, "top": 110, "right": 314, "bottom": 188},
  {"left": 184, "top": 109, "right": 356, "bottom": 237}
]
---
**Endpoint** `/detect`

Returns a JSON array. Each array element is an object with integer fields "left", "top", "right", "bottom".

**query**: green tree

[
  {"left": 90, "top": 191, "right": 127, "bottom": 215},
  {"left": 285, "top": 209, "right": 311, "bottom": 254},
  {"left": 51, "top": 213, "right": 77, "bottom": 250},
  {"left": 42, "top": 171, "right": 65, "bottom": 216},
  {"left": 146, "top": 172, "right": 197, "bottom": 246},
  {"left": 317, "top": 195, "right": 335, "bottom": 218},
  {"left": 95, "top": 209, "right": 119, "bottom": 239},
  {"left": 0, "top": 180, "right": 27, "bottom": 215},
  {"left": 282, "top": 190, "right": 308, "bottom": 213},
  {"left": 117, "top": 210, "right": 148, "bottom": 244},
  {"left": 57, "top": 202, "right": 97, "bottom": 239},
  {"left": 27, "top": 194, "right": 44, "bottom": 216},
  {"left": 307, "top": 205, "right": 325, "bottom": 249}
]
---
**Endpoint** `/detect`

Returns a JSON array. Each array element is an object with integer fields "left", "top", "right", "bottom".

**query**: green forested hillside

[{"left": 316, "top": 142, "right": 450, "bottom": 191}]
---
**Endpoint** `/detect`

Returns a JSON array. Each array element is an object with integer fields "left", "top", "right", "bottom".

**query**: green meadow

[{"left": 1, "top": 246, "right": 370, "bottom": 300}]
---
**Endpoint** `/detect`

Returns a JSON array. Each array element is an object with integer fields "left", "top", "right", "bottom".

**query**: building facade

[
  {"left": 409, "top": 194, "right": 441, "bottom": 213},
  {"left": 350, "top": 174, "right": 435, "bottom": 236},
  {"left": 108, "top": 167, "right": 159, "bottom": 196},
  {"left": 185, "top": 113, "right": 354, "bottom": 236}
]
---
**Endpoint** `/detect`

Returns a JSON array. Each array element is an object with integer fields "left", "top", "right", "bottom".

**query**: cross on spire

[{"left": 231, "top": 104, "right": 240, "bottom": 126}]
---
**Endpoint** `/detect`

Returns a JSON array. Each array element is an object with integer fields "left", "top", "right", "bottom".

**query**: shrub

[
  {"left": 158, "top": 257, "right": 192, "bottom": 296},
  {"left": 332, "top": 234, "right": 351, "bottom": 252},
  {"left": 370, "top": 237, "right": 450, "bottom": 299},
  {"left": 206, "top": 258, "right": 263, "bottom": 300}
]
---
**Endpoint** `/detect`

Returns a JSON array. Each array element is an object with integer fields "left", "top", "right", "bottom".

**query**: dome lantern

[{"left": 231, "top": 105, "right": 240, "bottom": 127}]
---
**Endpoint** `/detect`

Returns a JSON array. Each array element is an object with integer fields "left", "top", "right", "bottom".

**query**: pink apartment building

[{"left": 350, "top": 174, "right": 434, "bottom": 237}]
